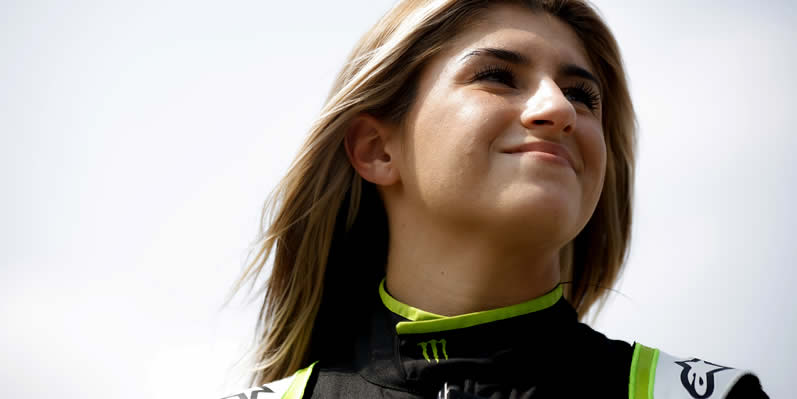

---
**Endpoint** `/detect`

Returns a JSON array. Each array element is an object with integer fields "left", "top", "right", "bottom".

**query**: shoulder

[
  {"left": 629, "top": 343, "right": 768, "bottom": 399},
  {"left": 219, "top": 362, "right": 317, "bottom": 399}
]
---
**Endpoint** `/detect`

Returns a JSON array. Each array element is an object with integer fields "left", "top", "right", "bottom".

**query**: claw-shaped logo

[
  {"left": 418, "top": 338, "right": 448, "bottom": 363},
  {"left": 675, "top": 358, "right": 732, "bottom": 398}
]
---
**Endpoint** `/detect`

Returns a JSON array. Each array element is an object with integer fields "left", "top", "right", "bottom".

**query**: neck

[{"left": 384, "top": 217, "right": 561, "bottom": 317}]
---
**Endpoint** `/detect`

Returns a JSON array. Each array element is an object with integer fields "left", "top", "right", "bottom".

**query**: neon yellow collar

[{"left": 379, "top": 279, "right": 563, "bottom": 335}]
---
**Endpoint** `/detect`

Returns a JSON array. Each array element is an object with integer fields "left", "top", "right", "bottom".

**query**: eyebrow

[
  {"left": 460, "top": 47, "right": 531, "bottom": 65},
  {"left": 459, "top": 47, "right": 601, "bottom": 89}
]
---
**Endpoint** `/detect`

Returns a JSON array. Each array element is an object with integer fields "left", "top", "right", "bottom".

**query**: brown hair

[{"left": 231, "top": 0, "right": 635, "bottom": 385}]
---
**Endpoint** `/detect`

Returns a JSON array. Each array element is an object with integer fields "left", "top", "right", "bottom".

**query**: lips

[{"left": 502, "top": 141, "right": 576, "bottom": 170}]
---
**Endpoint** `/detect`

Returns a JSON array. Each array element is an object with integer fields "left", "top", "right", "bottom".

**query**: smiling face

[{"left": 383, "top": 4, "right": 607, "bottom": 249}]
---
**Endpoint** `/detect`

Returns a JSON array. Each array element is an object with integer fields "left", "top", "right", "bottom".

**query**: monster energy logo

[{"left": 417, "top": 339, "right": 448, "bottom": 363}]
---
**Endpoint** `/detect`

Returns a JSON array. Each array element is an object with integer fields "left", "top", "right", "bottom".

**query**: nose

[{"left": 520, "top": 79, "right": 576, "bottom": 136}]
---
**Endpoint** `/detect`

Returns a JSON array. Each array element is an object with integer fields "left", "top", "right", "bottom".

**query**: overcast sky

[{"left": 2, "top": 1, "right": 795, "bottom": 398}]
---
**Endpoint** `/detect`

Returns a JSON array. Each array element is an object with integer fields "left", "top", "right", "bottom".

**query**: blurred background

[{"left": 2, "top": 0, "right": 794, "bottom": 397}]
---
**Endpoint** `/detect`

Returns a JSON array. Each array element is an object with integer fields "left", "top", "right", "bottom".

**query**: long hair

[{"left": 232, "top": 0, "right": 635, "bottom": 385}]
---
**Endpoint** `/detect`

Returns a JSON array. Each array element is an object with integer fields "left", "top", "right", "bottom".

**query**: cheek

[
  {"left": 415, "top": 91, "right": 503, "bottom": 146},
  {"left": 578, "top": 123, "right": 608, "bottom": 196},
  {"left": 409, "top": 93, "right": 505, "bottom": 181}
]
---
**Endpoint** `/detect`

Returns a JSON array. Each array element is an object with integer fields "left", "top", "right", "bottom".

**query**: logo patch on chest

[{"left": 418, "top": 338, "right": 448, "bottom": 363}]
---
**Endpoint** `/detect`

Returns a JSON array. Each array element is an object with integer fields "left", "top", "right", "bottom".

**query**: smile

[{"left": 502, "top": 141, "right": 576, "bottom": 170}]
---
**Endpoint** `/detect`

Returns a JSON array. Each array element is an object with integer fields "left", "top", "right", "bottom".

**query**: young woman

[{"left": 224, "top": 1, "right": 768, "bottom": 398}]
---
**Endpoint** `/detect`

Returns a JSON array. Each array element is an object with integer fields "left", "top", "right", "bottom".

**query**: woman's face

[{"left": 388, "top": 4, "right": 606, "bottom": 246}]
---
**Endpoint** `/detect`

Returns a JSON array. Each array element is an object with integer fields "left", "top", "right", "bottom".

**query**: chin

[{"left": 490, "top": 190, "right": 584, "bottom": 243}]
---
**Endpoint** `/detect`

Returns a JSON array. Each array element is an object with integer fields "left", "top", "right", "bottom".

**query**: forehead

[{"left": 443, "top": 3, "right": 593, "bottom": 73}]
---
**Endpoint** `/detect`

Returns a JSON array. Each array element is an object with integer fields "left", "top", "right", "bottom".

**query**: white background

[{"left": 2, "top": 1, "right": 794, "bottom": 398}]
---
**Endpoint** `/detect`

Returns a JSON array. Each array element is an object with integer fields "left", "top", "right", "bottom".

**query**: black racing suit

[
  {"left": 301, "top": 284, "right": 767, "bottom": 398},
  {"left": 222, "top": 282, "right": 768, "bottom": 399}
]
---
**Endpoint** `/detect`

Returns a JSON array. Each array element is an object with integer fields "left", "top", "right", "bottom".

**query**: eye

[
  {"left": 561, "top": 82, "right": 601, "bottom": 112},
  {"left": 471, "top": 64, "right": 517, "bottom": 88}
]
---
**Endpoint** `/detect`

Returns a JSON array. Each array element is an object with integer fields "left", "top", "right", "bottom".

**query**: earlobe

[{"left": 344, "top": 113, "right": 401, "bottom": 186}]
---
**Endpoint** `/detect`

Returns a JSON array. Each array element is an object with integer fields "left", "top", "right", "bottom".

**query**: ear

[{"left": 344, "top": 113, "right": 401, "bottom": 186}]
